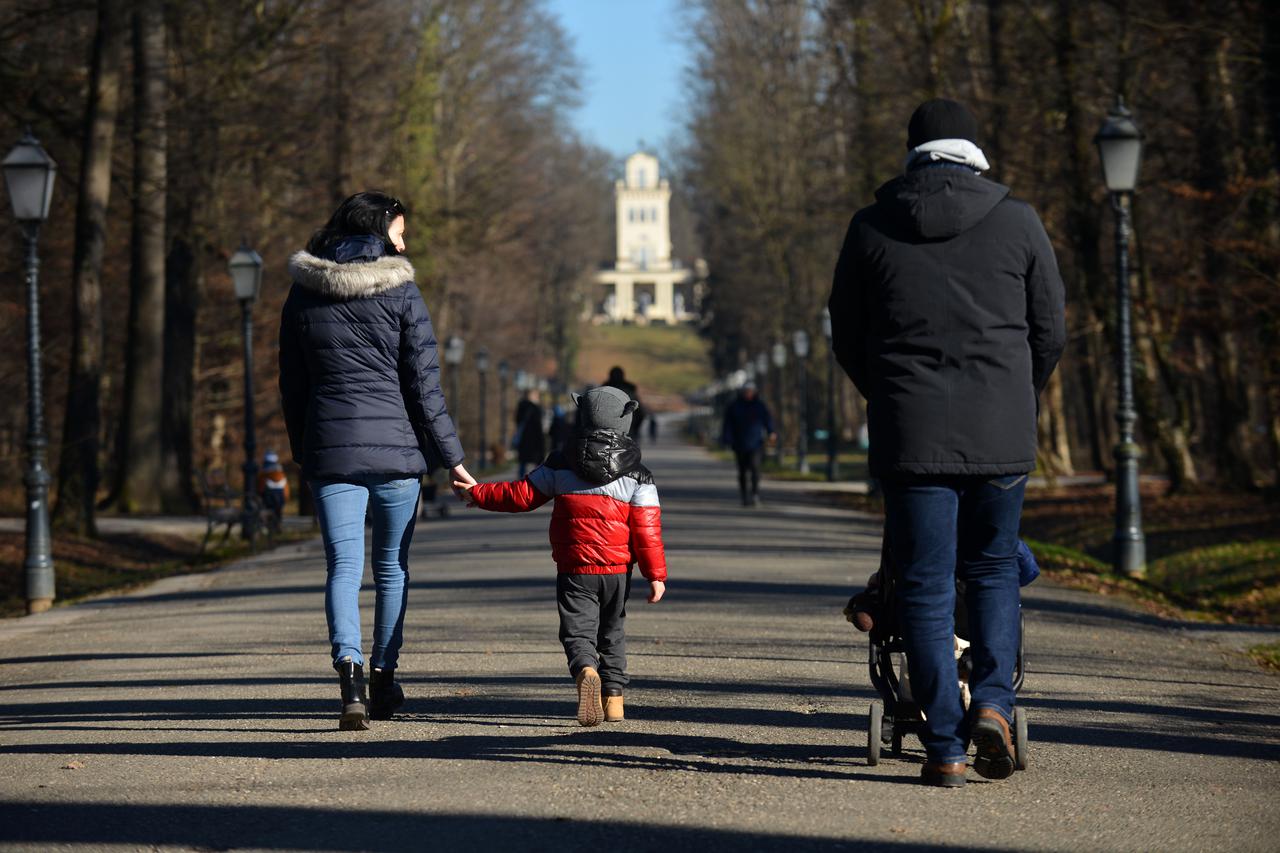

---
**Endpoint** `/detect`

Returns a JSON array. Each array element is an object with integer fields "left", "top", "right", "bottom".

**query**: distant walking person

[
  {"left": 279, "top": 191, "right": 476, "bottom": 731},
  {"left": 256, "top": 451, "right": 290, "bottom": 529},
  {"left": 721, "top": 382, "right": 775, "bottom": 507},
  {"left": 513, "top": 390, "right": 547, "bottom": 478},
  {"left": 829, "top": 99, "right": 1065, "bottom": 786},
  {"left": 604, "top": 366, "right": 645, "bottom": 440}
]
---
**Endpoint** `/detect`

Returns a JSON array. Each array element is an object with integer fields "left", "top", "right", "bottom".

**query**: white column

[
  {"left": 655, "top": 278, "right": 674, "bottom": 322},
  {"left": 614, "top": 278, "right": 634, "bottom": 322}
]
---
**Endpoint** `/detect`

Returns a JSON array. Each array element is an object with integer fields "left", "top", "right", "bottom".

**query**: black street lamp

[
  {"left": 444, "top": 335, "right": 465, "bottom": 449},
  {"left": 1094, "top": 98, "right": 1147, "bottom": 579},
  {"left": 229, "top": 243, "right": 263, "bottom": 544},
  {"left": 475, "top": 347, "right": 489, "bottom": 469},
  {"left": 3, "top": 129, "right": 57, "bottom": 613},
  {"left": 497, "top": 360, "right": 510, "bottom": 455},
  {"left": 822, "top": 308, "right": 838, "bottom": 481},
  {"left": 793, "top": 329, "right": 810, "bottom": 474}
]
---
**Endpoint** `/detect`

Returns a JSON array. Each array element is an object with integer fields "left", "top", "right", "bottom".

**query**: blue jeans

[
  {"left": 882, "top": 473, "right": 1026, "bottom": 764},
  {"left": 310, "top": 475, "right": 421, "bottom": 670}
]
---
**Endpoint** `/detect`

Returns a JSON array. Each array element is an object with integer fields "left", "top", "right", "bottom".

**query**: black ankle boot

[
  {"left": 336, "top": 658, "right": 370, "bottom": 731},
  {"left": 369, "top": 668, "right": 405, "bottom": 721}
]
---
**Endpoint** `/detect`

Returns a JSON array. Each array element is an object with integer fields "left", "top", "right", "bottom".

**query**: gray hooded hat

[{"left": 571, "top": 386, "right": 639, "bottom": 434}]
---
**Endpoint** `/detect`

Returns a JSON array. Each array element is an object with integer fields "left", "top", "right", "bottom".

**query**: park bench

[{"left": 198, "top": 468, "right": 279, "bottom": 553}]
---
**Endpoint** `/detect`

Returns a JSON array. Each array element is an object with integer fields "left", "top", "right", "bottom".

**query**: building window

[
  {"left": 651, "top": 207, "right": 658, "bottom": 222},
  {"left": 628, "top": 208, "right": 635, "bottom": 223}
]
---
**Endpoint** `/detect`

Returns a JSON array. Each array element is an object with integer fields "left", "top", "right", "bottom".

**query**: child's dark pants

[{"left": 557, "top": 570, "right": 632, "bottom": 691}]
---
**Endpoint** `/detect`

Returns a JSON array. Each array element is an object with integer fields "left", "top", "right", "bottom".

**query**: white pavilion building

[{"left": 592, "top": 152, "right": 701, "bottom": 324}]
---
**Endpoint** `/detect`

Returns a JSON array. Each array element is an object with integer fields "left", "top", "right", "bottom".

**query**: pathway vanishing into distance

[{"left": 1, "top": 429, "right": 1277, "bottom": 851}]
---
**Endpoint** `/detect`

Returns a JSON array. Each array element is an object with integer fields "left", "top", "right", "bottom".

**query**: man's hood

[
  {"left": 288, "top": 247, "right": 415, "bottom": 300},
  {"left": 567, "top": 429, "right": 642, "bottom": 485},
  {"left": 874, "top": 167, "right": 1010, "bottom": 240}
]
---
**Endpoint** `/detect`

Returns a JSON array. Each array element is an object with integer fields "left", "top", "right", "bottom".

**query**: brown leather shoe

[
  {"left": 970, "top": 708, "right": 1016, "bottom": 779},
  {"left": 920, "top": 761, "right": 967, "bottom": 787},
  {"left": 603, "top": 691, "right": 624, "bottom": 722},
  {"left": 575, "top": 667, "right": 604, "bottom": 727}
]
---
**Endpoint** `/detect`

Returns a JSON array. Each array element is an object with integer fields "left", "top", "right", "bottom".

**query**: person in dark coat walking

[
  {"left": 513, "top": 390, "right": 546, "bottom": 478},
  {"left": 279, "top": 191, "right": 476, "bottom": 731},
  {"left": 828, "top": 99, "right": 1066, "bottom": 787},
  {"left": 604, "top": 366, "right": 645, "bottom": 440},
  {"left": 720, "top": 382, "right": 775, "bottom": 506}
]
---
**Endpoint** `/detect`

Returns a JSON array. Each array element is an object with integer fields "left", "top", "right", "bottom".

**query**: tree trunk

[
  {"left": 117, "top": 0, "right": 168, "bottom": 513},
  {"left": 52, "top": 0, "right": 126, "bottom": 536},
  {"left": 1037, "top": 370, "right": 1075, "bottom": 477},
  {"left": 159, "top": 233, "right": 200, "bottom": 512},
  {"left": 1192, "top": 24, "right": 1256, "bottom": 488}
]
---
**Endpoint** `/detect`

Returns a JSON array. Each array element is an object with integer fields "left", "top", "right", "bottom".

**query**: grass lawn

[
  {"left": 820, "top": 483, "right": 1280, "bottom": 626},
  {"left": 575, "top": 323, "right": 712, "bottom": 407},
  {"left": 0, "top": 526, "right": 314, "bottom": 618}
]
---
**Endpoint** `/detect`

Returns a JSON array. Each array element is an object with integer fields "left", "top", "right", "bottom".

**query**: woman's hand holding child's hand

[
  {"left": 452, "top": 480, "right": 477, "bottom": 506},
  {"left": 648, "top": 581, "right": 665, "bottom": 603},
  {"left": 450, "top": 464, "right": 477, "bottom": 502}
]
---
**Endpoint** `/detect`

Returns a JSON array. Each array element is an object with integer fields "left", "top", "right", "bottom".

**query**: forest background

[{"left": 0, "top": 0, "right": 1276, "bottom": 619}]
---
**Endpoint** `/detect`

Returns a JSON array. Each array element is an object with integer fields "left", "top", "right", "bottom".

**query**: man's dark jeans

[
  {"left": 734, "top": 448, "right": 762, "bottom": 500},
  {"left": 882, "top": 473, "right": 1026, "bottom": 764}
]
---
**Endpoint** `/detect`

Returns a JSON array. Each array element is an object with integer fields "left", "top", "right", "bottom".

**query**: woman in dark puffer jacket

[{"left": 279, "top": 191, "right": 474, "bottom": 730}]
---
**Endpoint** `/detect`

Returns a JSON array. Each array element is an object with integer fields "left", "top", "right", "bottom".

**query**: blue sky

[{"left": 547, "top": 0, "right": 691, "bottom": 162}]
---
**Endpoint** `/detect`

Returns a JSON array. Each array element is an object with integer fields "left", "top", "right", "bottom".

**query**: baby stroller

[{"left": 854, "top": 537, "right": 1032, "bottom": 769}]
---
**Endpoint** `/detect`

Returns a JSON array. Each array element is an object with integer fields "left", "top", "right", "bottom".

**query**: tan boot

[
  {"left": 575, "top": 667, "right": 604, "bottom": 727},
  {"left": 603, "top": 690, "right": 624, "bottom": 722}
]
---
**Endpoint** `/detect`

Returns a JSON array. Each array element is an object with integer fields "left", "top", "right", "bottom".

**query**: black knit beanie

[{"left": 906, "top": 98, "right": 980, "bottom": 149}]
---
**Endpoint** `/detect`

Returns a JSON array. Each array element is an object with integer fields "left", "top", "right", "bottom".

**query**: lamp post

[
  {"left": 497, "top": 360, "right": 510, "bottom": 453},
  {"left": 443, "top": 335, "right": 465, "bottom": 449},
  {"left": 229, "top": 243, "right": 263, "bottom": 544},
  {"left": 4, "top": 129, "right": 57, "bottom": 613},
  {"left": 793, "top": 329, "right": 810, "bottom": 474},
  {"left": 475, "top": 348, "right": 489, "bottom": 469},
  {"left": 769, "top": 344, "right": 787, "bottom": 463},
  {"left": 1094, "top": 98, "right": 1147, "bottom": 579},
  {"left": 822, "top": 308, "right": 838, "bottom": 481}
]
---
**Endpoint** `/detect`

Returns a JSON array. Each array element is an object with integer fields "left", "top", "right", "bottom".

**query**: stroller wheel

[
  {"left": 1013, "top": 706, "right": 1029, "bottom": 771},
  {"left": 891, "top": 729, "right": 904, "bottom": 756},
  {"left": 867, "top": 700, "right": 883, "bottom": 766}
]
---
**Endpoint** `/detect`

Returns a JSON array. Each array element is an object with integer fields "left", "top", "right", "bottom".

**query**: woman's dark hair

[{"left": 306, "top": 191, "right": 406, "bottom": 256}]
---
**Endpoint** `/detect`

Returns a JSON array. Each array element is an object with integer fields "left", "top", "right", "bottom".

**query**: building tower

[{"left": 593, "top": 151, "right": 699, "bottom": 324}]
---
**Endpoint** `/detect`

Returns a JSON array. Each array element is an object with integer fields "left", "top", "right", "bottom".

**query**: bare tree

[{"left": 52, "top": 0, "right": 126, "bottom": 535}]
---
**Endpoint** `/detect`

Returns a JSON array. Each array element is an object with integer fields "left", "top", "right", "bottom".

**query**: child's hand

[
  {"left": 452, "top": 481, "right": 478, "bottom": 506},
  {"left": 647, "top": 580, "right": 665, "bottom": 603}
]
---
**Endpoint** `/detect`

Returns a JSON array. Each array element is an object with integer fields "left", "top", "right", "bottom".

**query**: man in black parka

[{"left": 828, "top": 99, "right": 1065, "bottom": 787}]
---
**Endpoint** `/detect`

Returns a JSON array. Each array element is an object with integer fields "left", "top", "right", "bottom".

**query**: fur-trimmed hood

[{"left": 287, "top": 250, "right": 416, "bottom": 300}]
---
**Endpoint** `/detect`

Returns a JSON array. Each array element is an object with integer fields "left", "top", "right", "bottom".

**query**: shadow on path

[{"left": 0, "top": 802, "right": 956, "bottom": 852}]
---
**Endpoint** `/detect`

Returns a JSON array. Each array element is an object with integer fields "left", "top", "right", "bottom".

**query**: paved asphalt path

[{"left": 1, "top": 431, "right": 1277, "bottom": 852}]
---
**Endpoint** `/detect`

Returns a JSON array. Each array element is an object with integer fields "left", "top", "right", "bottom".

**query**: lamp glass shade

[
  {"left": 771, "top": 343, "right": 787, "bottom": 368},
  {"left": 3, "top": 132, "right": 57, "bottom": 223},
  {"left": 793, "top": 329, "right": 810, "bottom": 358},
  {"left": 475, "top": 348, "right": 490, "bottom": 373},
  {"left": 228, "top": 245, "right": 263, "bottom": 302},
  {"left": 1093, "top": 106, "right": 1143, "bottom": 192},
  {"left": 821, "top": 308, "right": 832, "bottom": 341},
  {"left": 515, "top": 369, "right": 528, "bottom": 390},
  {"left": 498, "top": 360, "right": 510, "bottom": 380},
  {"left": 444, "top": 335, "right": 465, "bottom": 366},
  {"left": 754, "top": 353, "right": 769, "bottom": 374}
]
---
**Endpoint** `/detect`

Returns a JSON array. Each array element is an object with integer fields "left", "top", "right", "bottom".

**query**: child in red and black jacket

[{"left": 456, "top": 385, "right": 666, "bottom": 727}]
